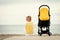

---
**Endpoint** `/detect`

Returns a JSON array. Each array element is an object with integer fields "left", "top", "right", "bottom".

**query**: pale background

[{"left": 0, "top": 0, "right": 60, "bottom": 34}]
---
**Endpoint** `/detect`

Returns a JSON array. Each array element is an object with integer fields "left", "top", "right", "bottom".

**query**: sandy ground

[{"left": 0, "top": 34, "right": 60, "bottom": 40}]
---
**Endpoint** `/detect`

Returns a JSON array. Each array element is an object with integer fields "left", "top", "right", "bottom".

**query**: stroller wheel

[
  {"left": 38, "top": 27, "right": 41, "bottom": 35},
  {"left": 38, "top": 32, "right": 40, "bottom": 35},
  {"left": 40, "top": 33, "right": 42, "bottom": 36},
  {"left": 38, "top": 32, "right": 42, "bottom": 36},
  {"left": 48, "top": 32, "right": 52, "bottom": 36}
]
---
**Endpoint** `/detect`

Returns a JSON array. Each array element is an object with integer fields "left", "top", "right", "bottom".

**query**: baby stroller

[{"left": 38, "top": 5, "right": 51, "bottom": 36}]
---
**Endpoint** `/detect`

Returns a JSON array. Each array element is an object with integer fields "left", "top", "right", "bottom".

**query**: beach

[{"left": 0, "top": 34, "right": 60, "bottom": 40}]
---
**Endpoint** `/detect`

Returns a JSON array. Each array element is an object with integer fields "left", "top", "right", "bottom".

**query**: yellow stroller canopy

[{"left": 39, "top": 6, "right": 50, "bottom": 21}]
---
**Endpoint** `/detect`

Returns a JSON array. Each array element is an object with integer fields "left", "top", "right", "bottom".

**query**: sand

[{"left": 0, "top": 34, "right": 60, "bottom": 40}]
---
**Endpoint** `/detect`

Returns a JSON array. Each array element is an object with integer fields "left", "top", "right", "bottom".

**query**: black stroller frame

[{"left": 38, "top": 5, "right": 52, "bottom": 36}]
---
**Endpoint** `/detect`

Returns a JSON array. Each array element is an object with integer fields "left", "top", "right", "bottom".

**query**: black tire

[
  {"left": 39, "top": 32, "right": 42, "bottom": 36},
  {"left": 40, "top": 33, "right": 42, "bottom": 36},
  {"left": 38, "top": 31, "right": 40, "bottom": 35},
  {"left": 48, "top": 32, "right": 52, "bottom": 36}
]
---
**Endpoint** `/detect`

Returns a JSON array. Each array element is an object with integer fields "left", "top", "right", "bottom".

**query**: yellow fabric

[
  {"left": 25, "top": 22, "right": 34, "bottom": 34},
  {"left": 39, "top": 8, "right": 49, "bottom": 20}
]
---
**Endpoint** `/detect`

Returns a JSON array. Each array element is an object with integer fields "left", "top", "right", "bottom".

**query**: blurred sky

[{"left": 0, "top": 0, "right": 60, "bottom": 25}]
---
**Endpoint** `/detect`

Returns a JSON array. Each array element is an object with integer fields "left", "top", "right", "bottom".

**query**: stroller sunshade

[{"left": 39, "top": 6, "right": 49, "bottom": 20}]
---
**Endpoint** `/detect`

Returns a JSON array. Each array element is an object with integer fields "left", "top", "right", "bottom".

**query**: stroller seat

[{"left": 38, "top": 5, "right": 51, "bottom": 36}]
